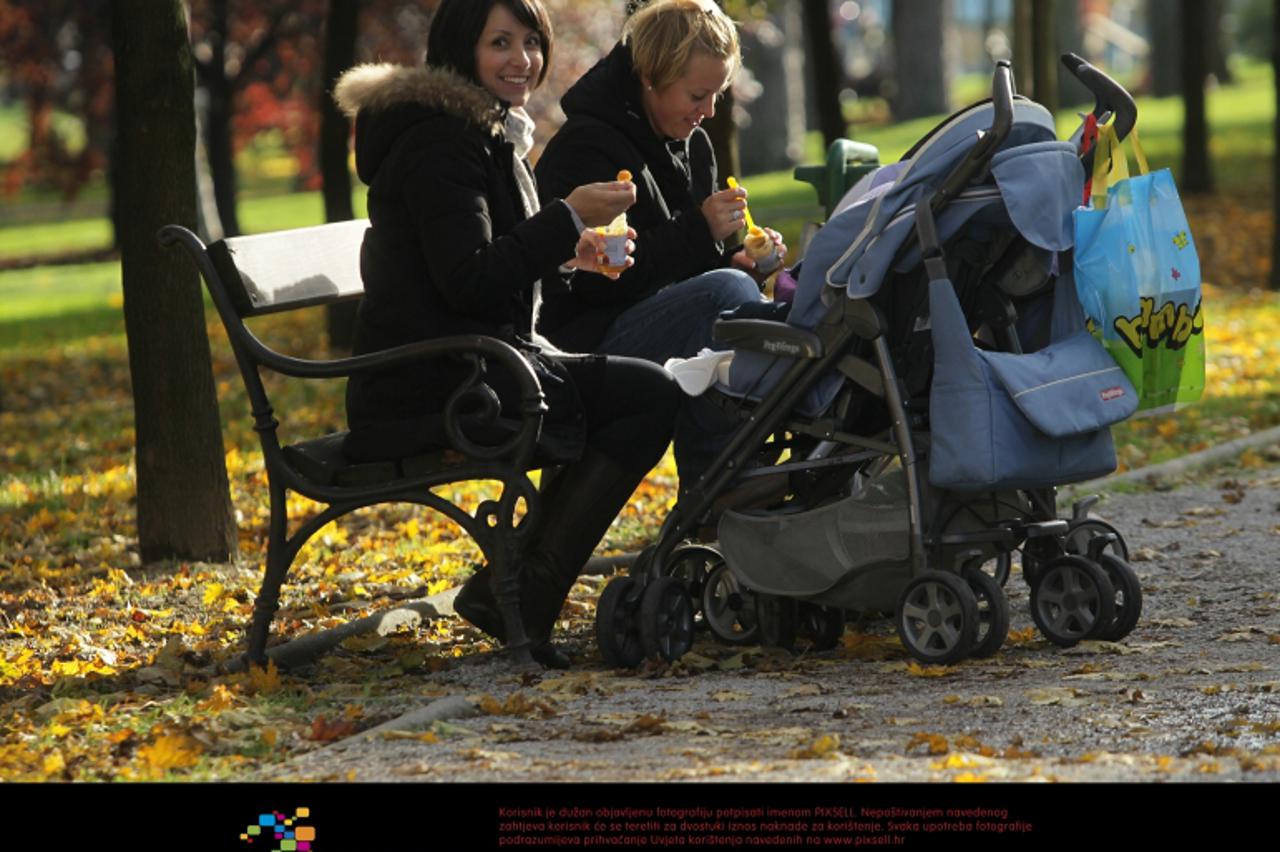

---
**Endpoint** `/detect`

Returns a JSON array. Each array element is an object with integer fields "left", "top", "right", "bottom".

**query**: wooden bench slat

[{"left": 211, "top": 219, "right": 369, "bottom": 316}]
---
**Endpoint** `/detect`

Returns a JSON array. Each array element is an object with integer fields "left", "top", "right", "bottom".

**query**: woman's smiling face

[
  {"left": 640, "top": 51, "right": 731, "bottom": 140},
  {"left": 474, "top": 3, "right": 544, "bottom": 107}
]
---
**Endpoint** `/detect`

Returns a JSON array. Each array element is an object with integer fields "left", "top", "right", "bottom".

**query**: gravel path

[{"left": 259, "top": 467, "right": 1280, "bottom": 784}]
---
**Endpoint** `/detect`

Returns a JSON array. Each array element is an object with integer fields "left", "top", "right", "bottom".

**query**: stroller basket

[{"left": 719, "top": 467, "right": 912, "bottom": 614}]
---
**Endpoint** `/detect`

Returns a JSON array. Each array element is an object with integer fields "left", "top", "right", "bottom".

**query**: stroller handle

[
  {"left": 1060, "top": 52, "right": 1137, "bottom": 141},
  {"left": 990, "top": 60, "right": 1015, "bottom": 144},
  {"left": 927, "top": 61, "right": 1015, "bottom": 218}
]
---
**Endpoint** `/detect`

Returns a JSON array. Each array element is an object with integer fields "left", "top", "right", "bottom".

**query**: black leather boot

[
  {"left": 453, "top": 564, "right": 571, "bottom": 669},
  {"left": 455, "top": 449, "right": 652, "bottom": 668}
]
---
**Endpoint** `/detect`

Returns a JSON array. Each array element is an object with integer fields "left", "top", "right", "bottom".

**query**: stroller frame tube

[{"left": 653, "top": 320, "right": 858, "bottom": 570}]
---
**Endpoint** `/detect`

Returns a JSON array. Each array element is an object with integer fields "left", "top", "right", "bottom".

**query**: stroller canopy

[
  {"left": 722, "top": 97, "right": 1085, "bottom": 416},
  {"left": 789, "top": 99, "right": 1084, "bottom": 333}
]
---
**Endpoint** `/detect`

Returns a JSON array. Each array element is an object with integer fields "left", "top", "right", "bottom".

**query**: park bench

[{"left": 160, "top": 220, "right": 549, "bottom": 667}]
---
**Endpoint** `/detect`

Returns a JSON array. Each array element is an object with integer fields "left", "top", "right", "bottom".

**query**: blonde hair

[{"left": 623, "top": 0, "right": 740, "bottom": 93}]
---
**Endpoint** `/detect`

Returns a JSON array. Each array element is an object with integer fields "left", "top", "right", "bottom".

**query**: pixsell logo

[{"left": 240, "top": 807, "right": 317, "bottom": 851}]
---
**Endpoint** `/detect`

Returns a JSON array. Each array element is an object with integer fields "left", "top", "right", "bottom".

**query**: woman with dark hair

[
  {"left": 535, "top": 0, "right": 785, "bottom": 486},
  {"left": 334, "top": 0, "right": 682, "bottom": 668}
]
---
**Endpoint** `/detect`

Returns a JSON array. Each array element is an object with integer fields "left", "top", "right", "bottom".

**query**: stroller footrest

[
  {"left": 1022, "top": 519, "right": 1069, "bottom": 538},
  {"left": 712, "top": 319, "right": 823, "bottom": 359},
  {"left": 934, "top": 528, "right": 1020, "bottom": 547}
]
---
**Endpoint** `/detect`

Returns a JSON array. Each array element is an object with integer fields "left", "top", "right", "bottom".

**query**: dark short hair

[{"left": 426, "top": 0, "right": 554, "bottom": 88}]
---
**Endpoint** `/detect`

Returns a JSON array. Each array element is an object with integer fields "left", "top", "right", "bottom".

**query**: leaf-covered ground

[
  {"left": 0, "top": 193, "right": 1277, "bottom": 781},
  {"left": 258, "top": 468, "right": 1280, "bottom": 785}
]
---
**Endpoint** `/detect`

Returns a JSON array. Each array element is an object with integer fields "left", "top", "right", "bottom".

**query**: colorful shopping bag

[{"left": 1073, "top": 124, "right": 1205, "bottom": 416}]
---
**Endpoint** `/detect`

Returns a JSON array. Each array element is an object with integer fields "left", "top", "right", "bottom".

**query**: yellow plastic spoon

[{"left": 726, "top": 176, "right": 756, "bottom": 231}]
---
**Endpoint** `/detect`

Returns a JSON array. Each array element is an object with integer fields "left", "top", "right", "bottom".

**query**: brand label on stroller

[
  {"left": 1100, "top": 386, "right": 1127, "bottom": 401},
  {"left": 762, "top": 340, "right": 803, "bottom": 356}
]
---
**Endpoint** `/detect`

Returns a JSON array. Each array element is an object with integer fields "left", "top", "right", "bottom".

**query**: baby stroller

[{"left": 595, "top": 56, "right": 1145, "bottom": 667}]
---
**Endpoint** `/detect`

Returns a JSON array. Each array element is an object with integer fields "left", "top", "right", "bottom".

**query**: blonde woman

[{"left": 535, "top": 0, "right": 783, "bottom": 487}]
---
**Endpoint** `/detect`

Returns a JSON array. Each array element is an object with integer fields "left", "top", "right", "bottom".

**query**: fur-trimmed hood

[
  {"left": 334, "top": 63, "right": 506, "bottom": 184},
  {"left": 334, "top": 63, "right": 503, "bottom": 131}
]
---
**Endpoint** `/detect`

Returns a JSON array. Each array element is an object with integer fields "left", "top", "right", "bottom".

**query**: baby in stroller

[{"left": 595, "top": 56, "right": 1145, "bottom": 668}]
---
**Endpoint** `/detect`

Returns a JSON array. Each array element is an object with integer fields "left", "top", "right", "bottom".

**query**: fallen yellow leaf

[
  {"left": 202, "top": 582, "right": 224, "bottom": 605},
  {"left": 952, "top": 771, "right": 989, "bottom": 783},
  {"left": 247, "top": 659, "right": 282, "bottom": 694},
  {"left": 906, "top": 662, "right": 951, "bottom": 678},
  {"left": 791, "top": 733, "right": 842, "bottom": 759},
  {"left": 42, "top": 751, "right": 66, "bottom": 775},
  {"left": 907, "top": 732, "right": 950, "bottom": 755},
  {"left": 137, "top": 734, "right": 202, "bottom": 773}
]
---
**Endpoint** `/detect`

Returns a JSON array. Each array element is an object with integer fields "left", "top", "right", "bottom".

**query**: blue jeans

[{"left": 596, "top": 269, "right": 762, "bottom": 485}]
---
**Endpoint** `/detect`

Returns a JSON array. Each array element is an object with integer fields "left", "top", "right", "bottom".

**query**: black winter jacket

[
  {"left": 535, "top": 42, "right": 736, "bottom": 352},
  {"left": 333, "top": 63, "right": 583, "bottom": 455}
]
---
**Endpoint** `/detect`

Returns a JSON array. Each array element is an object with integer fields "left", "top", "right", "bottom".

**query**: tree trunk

[
  {"left": 1181, "top": 0, "right": 1213, "bottom": 194},
  {"left": 1031, "top": 0, "right": 1057, "bottom": 114},
  {"left": 1271, "top": 0, "right": 1279, "bottom": 289},
  {"left": 321, "top": 0, "right": 359, "bottom": 351},
  {"left": 111, "top": 0, "right": 237, "bottom": 564},
  {"left": 1053, "top": 0, "right": 1084, "bottom": 108},
  {"left": 1150, "top": 7, "right": 1181, "bottom": 98},
  {"left": 890, "top": 0, "right": 951, "bottom": 120},
  {"left": 198, "top": 0, "right": 242, "bottom": 237},
  {"left": 801, "top": 0, "right": 846, "bottom": 149},
  {"left": 1210, "top": 0, "right": 1233, "bottom": 85},
  {"left": 1012, "top": 0, "right": 1033, "bottom": 97}
]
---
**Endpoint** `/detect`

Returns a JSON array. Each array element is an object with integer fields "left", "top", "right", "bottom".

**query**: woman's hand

[
  {"left": 731, "top": 227, "right": 788, "bottom": 281},
  {"left": 565, "top": 181, "right": 637, "bottom": 228},
  {"left": 566, "top": 227, "right": 638, "bottom": 278},
  {"left": 702, "top": 186, "right": 748, "bottom": 242}
]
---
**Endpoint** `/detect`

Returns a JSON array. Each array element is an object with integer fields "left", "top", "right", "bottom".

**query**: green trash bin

[{"left": 793, "top": 138, "right": 881, "bottom": 221}]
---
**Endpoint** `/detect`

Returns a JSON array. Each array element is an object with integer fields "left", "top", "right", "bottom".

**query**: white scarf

[
  {"left": 505, "top": 106, "right": 536, "bottom": 160},
  {"left": 505, "top": 107, "right": 540, "bottom": 221},
  {"left": 504, "top": 107, "right": 562, "bottom": 351}
]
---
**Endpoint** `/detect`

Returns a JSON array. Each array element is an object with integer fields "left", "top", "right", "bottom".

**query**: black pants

[{"left": 553, "top": 353, "right": 680, "bottom": 474}]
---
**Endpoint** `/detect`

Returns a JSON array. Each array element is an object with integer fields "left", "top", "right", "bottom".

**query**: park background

[{"left": 0, "top": 0, "right": 1276, "bottom": 782}]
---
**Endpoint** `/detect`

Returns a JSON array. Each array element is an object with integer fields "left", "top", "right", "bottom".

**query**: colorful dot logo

[
  {"left": 240, "top": 807, "right": 315, "bottom": 851},
  {"left": 1173, "top": 231, "right": 1189, "bottom": 250}
]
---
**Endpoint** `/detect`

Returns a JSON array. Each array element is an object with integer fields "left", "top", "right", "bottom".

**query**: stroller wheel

[
  {"left": 1029, "top": 555, "right": 1116, "bottom": 647},
  {"left": 639, "top": 576, "right": 696, "bottom": 662},
  {"left": 596, "top": 576, "right": 645, "bottom": 668},
  {"left": 1095, "top": 554, "right": 1143, "bottom": 642},
  {"left": 896, "top": 571, "right": 979, "bottom": 665},
  {"left": 756, "top": 594, "right": 799, "bottom": 652},
  {"left": 701, "top": 562, "right": 760, "bottom": 645},
  {"left": 664, "top": 543, "right": 722, "bottom": 630},
  {"left": 962, "top": 567, "right": 1010, "bottom": 658},
  {"left": 798, "top": 603, "right": 846, "bottom": 651},
  {"left": 1064, "top": 518, "right": 1130, "bottom": 563}
]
